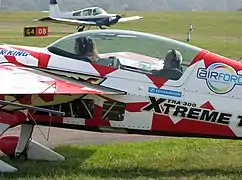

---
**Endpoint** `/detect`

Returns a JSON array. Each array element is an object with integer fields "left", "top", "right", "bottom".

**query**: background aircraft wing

[
  {"left": 118, "top": 16, "right": 143, "bottom": 23},
  {"left": 34, "top": 17, "right": 97, "bottom": 26},
  {"left": 0, "top": 63, "right": 125, "bottom": 95}
]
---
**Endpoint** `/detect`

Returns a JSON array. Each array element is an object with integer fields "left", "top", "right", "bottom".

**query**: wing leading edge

[
  {"left": 34, "top": 17, "right": 97, "bottom": 26},
  {"left": 34, "top": 15, "right": 143, "bottom": 26}
]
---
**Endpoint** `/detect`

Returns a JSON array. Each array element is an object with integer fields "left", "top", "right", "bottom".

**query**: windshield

[
  {"left": 73, "top": 10, "right": 82, "bottom": 16},
  {"left": 93, "top": 8, "right": 106, "bottom": 16},
  {"left": 47, "top": 30, "right": 202, "bottom": 79}
]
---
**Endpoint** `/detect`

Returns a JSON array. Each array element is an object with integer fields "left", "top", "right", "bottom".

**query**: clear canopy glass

[{"left": 47, "top": 29, "right": 202, "bottom": 78}]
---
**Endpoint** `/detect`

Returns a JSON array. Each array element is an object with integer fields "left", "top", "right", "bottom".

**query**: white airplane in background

[{"left": 35, "top": 0, "right": 143, "bottom": 32}]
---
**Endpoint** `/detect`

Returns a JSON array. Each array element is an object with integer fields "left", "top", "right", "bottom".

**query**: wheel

[
  {"left": 78, "top": 28, "right": 83, "bottom": 32},
  {"left": 15, "top": 151, "right": 28, "bottom": 161},
  {"left": 99, "top": 26, "right": 106, "bottom": 30},
  {"left": 77, "top": 26, "right": 85, "bottom": 32}
]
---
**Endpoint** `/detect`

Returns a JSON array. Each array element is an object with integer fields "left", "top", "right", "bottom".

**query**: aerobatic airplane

[
  {"left": 0, "top": 29, "right": 242, "bottom": 172},
  {"left": 34, "top": 0, "right": 143, "bottom": 32}
]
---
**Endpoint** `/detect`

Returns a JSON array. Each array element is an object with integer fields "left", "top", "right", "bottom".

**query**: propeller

[
  {"left": 120, "top": 13, "right": 126, "bottom": 17},
  {"left": 100, "top": 14, "right": 123, "bottom": 26},
  {"left": 115, "top": 14, "right": 122, "bottom": 19}
]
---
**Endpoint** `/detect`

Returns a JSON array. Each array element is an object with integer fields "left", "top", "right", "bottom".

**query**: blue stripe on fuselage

[
  {"left": 74, "top": 17, "right": 108, "bottom": 21},
  {"left": 71, "top": 15, "right": 121, "bottom": 26},
  {"left": 72, "top": 17, "right": 115, "bottom": 26}
]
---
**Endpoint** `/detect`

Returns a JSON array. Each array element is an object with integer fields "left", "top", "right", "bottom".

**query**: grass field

[
  {"left": 2, "top": 138, "right": 242, "bottom": 180},
  {"left": 1, "top": 11, "right": 242, "bottom": 180},
  {"left": 1, "top": 11, "right": 242, "bottom": 58}
]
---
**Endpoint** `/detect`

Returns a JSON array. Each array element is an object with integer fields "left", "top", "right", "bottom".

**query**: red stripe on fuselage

[
  {"left": 151, "top": 114, "right": 235, "bottom": 137},
  {"left": 146, "top": 75, "right": 168, "bottom": 88},
  {"left": 9, "top": 46, "right": 50, "bottom": 68},
  {"left": 85, "top": 104, "right": 111, "bottom": 127},
  {"left": 189, "top": 49, "right": 208, "bottom": 66}
]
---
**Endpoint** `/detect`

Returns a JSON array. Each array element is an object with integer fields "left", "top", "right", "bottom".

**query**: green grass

[
  {"left": 1, "top": 11, "right": 242, "bottom": 179},
  {"left": 2, "top": 138, "right": 242, "bottom": 180},
  {"left": 1, "top": 11, "right": 242, "bottom": 58}
]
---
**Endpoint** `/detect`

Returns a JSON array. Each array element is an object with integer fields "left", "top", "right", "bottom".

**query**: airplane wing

[
  {"left": 118, "top": 16, "right": 143, "bottom": 23},
  {"left": 0, "top": 63, "right": 124, "bottom": 95},
  {"left": 33, "top": 17, "right": 97, "bottom": 26}
]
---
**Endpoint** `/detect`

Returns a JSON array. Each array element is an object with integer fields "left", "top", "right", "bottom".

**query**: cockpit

[
  {"left": 47, "top": 29, "right": 202, "bottom": 80},
  {"left": 93, "top": 8, "right": 106, "bottom": 16},
  {"left": 73, "top": 7, "right": 107, "bottom": 17}
]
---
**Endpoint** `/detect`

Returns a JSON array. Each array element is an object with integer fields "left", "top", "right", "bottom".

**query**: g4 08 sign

[{"left": 23, "top": 26, "right": 49, "bottom": 37}]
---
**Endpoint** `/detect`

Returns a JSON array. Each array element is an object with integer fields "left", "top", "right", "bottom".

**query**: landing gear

[
  {"left": 77, "top": 25, "right": 85, "bottom": 32},
  {"left": 14, "top": 124, "right": 33, "bottom": 160},
  {"left": 0, "top": 102, "right": 66, "bottom": 172},
  {"left": 14, "top": 151, "right": 28, "bottom": 161},
  {"left": 0, "top": 124, "right": 65, "bottom": 172},
  {"left": 77, "top": 25, "right": 108, "bottom": 32},
  {"left": 99, "top": 26, "right": 106, "bottom": 30}
]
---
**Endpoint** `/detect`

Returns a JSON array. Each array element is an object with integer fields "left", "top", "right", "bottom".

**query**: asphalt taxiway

[{"left": 4, "top": 126, "right": 161, "bottom": 148}]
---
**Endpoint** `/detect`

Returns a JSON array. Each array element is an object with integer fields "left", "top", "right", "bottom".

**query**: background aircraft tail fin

[{"left": 50, "top": 0, "right": 61, "bottom": 17}]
